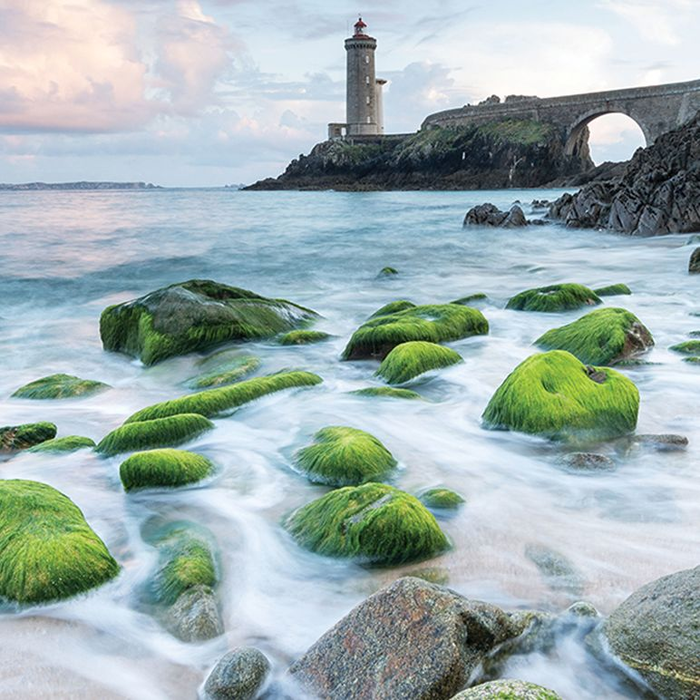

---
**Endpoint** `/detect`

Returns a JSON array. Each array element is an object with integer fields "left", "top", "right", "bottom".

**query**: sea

[{"left": 0, "top": 188, "right": 697, "bottom": 699}]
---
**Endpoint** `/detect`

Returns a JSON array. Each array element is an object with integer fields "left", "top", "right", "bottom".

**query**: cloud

[{"left": 597, "top": 0, "right": 691, "bottom": 46}]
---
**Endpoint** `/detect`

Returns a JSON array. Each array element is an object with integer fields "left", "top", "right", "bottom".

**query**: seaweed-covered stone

[
  {"left": 294, "top": 426, "right": 397, "bottom": 486},
  {"left": 506, "top": 283, "right": 601, "bottom": 312},
  {"left": 285, "top": 483, "right": 449, "bottom": 565},
  {"left": 12, "top": 374, "right": 110, "bottom": 400},
  {"left": 100, "top": 279, "right": 317, "bottom": 365},
  {"left": 186, "top": 355, "right": 260, "bottom": 389},
  {"left": 450, "top": 680, "right": 562, "bottom": 699},
  {"left": 378, "top": 266, "right": 398, "bottom": 277},
  {"left": 289, "top": 577, "right": 523, "bottom": 700},
  {"left": 0, "top": 480, "right": 119, "bottom": 604},
  {"left": 482, "top": 350, "right": 639, "bottom": 441},
  {"left": 376, "top": 341, "right": 463, "bottom": 384},
  {"left": 420, "top": 488, "right": 465, "bottom": 510},
  {"left": 604, "top": 565, "right": 699, "bottom": 699},
  {"left": 0, "top": 422, "right": 57, "bottom": 452},
  {"left": 689, "top": 248, "right": 700, "bottom": 273},
  {"left": 669, "top": 340, "right": 700, "bottom": 355},
  {"left": 120, "top": 449, "right": 214, "bottom": 492},
  {"left": 369, "top": 300, "right": 416, "bottom": 318},
  {"left": 96, "top": 414, "right": 214, "bottom": 457},
  {"left": 451, "top": 293, "right": 487, "bottom": 305},
  {"left": 203, "top": 647, "right": 271, "bottom": 700},
  {"left": 350, "top": 387, "right": 423, "bottom": 400},
  {"left": 343, "top": 304, "right": 488, "bottom": 360},
  {"left": 593, "top": 283, "right": 632, "bottom": 297},
  {"left": 278, "top": 330, "right": 331, "bottom": 345},
  {"left": 536, "top": 308, "right": 654, "bottom": 366},
  {"left": 27, "top": 435, "right": 96, "bottom": 453},
  {"left": 125, "top": 371, "right": 322, "bottom": 423}
]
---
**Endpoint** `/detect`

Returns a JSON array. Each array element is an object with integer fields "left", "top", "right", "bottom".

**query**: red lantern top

[{"left": 353, "top": 17, "right": 368, "bottom": 37}]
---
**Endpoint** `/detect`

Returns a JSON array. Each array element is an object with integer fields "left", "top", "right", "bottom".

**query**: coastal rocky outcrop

[
  {"left": 247, "top": 120, "right": 592, "bottom": 191},
  {"left": 549, "top": 113, "right": 700, "bottom": 235},
  {"left": 463, "top": 203, "right": 528, "bottom": 228}
]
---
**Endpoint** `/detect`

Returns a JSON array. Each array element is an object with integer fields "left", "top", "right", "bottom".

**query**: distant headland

[{"left": 0, "top": 181, "right": 161, "bottom": 191}]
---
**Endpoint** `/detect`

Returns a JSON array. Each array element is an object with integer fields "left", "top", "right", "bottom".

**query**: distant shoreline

[{"left": 0, "top": 181, "right": 161, "bottom": 191}]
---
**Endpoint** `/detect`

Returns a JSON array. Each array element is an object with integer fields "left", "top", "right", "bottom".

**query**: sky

[{"left": 0, "top": 0, "right": 698, "bottom": 186}]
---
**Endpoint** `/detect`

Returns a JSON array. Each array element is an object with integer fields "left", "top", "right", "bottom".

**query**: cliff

[
  {"left": 549, "top": 113, "right": 700, "bottom": 235},
  {"left": 246, "top": 120, "right": 593, "bottom": 191}
]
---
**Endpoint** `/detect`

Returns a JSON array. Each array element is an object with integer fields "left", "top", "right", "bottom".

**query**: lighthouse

[{"left": 328, "top": 17, "right": 385, "bottom": 139}]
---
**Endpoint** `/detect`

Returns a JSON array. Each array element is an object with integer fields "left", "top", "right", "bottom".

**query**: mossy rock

[
  {"left": 100, "top": 279, "right": 318, "bottom": 365},
  {"left": 12, "top": 374, "right": 110, "bottom": 400},
  {"left": 0, "top": 480, "right": 119, "bottom": 604},
  {"left": 0, "top": 422, "right": 57, "bottom": 452},
  {"left": 96, "top": 414, "right": 214, "bottom": 457},
  {"left": 120, "top": 449, "right": 214, "bottom": 492},
  {"left": 369, "top": 300, "right": 416, "bottom": 318},
  {"left": 669, "top": 340, "right": 700, "bottom": 355},
  {"left": 27, "top": 435, "right": 96, "bottom": 454},
  {"left": 186, "top": 355, "right": 260, "bottom": 389},
  {"left": 593, "top": 283, "right": 632, "bottom": 297},
  {"left": 482, "top": 350, "right": 639, "bottom": 441},
  {"left": 451, "top": 679, "right": 562, "bottom": 699},
  {"left": 376, "top": 341, "right": 463, "bottom": 384},
  {"left": 278, "top": 330, "right": 331, "bottom": 345},
  {"left": 125, "top": 371, "right": 322, "bottom": 423},
  {"left": 506, "top": 283, "right": 602, "bottom": 312},
  {"left": 343, "top": 304, "right": 488, "bottom": 360},
  {"left": 535, "top": 308, "right": 654, "bottom": 366},
  {"left": 294, "top": 426, "right": 397, "bottom": 486},
  {"left": 377, "top": 267, "right": 398, "bottom": 277},
  {"left": 350, "top": 387, "right": 423, "bottom": 400},
  {"left": 420, "top": 488, "right": 465, "bottom": 510},
  {"left": 285, "top": 483, "right": 450, "bottom": 565},
  {"left": 684, "top": 356, "right": 700, "bottom": 364},
  {"left": 450, "top": 293, "right": 487, "bottom": 305}
]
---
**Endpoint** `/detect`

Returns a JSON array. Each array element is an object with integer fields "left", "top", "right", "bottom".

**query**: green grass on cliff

[{"left": 478, "top": 120, "right": 554, "bottom": 146}]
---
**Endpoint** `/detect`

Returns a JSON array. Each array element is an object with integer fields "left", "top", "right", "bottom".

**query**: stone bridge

[{"left": 421, "top": 79, "right": 700, "bottom": 156}]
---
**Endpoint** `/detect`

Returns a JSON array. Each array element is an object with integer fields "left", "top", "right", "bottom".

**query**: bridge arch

[{"left": 564, "top": 107, "right": 651, "bottom": 157}]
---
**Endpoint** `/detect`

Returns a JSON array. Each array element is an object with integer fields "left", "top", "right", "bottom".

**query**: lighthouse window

[
  {"left": 365, "top": 55, "right": 369, "bottom": 64},
  {"left": 367, "top": 116, "right": 371, "bottom": 123},
  {"left": 366, "top": 76, "right": 370, "bottom": 84},
  {"left": 366, "top": 96, "right": 370, "bottom": 104}
]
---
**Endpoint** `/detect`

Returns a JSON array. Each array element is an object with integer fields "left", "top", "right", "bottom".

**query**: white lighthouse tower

[{"left": 328, "top": 17, "right": 385, "bottom": 139}]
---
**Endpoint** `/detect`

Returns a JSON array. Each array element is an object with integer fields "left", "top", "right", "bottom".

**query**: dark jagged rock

[
  {"left": 549, "top": 114, "right": 700, "bottom": 235},
  {"left": 690, "top": 247, "right": 700, "bottom": 273},
  {"left": 246, "top": 121, "right": 592, "bottom": 191},
  {"left": 288, "top": 577, "right": 524, "bottom": 700},
  {"left": 463, "top": 204, "right": 528, "bottom": 228}
]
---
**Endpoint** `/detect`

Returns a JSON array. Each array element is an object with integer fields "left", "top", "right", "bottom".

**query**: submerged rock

[
  {"left": 604, "top": 565, "right": 700, "bottom": 699},
  {"left": 164, "top": 584, "right": 223, "bottom": 643},
  {"left": 376, "top": 341, "right": 463, "bottom": 384},
  {"left": 119, "top": 449, "right": 214, "bottom": 492},
  {"left": 463, "top": 203, "right": 528, "bottom": 228},
  {"left": 294, "top": 426, "right": 397, "bottom": 487},
  {"left": 525, "top": 544, "right": 584, "bottom": 598},
  {"left": 378, "top": 266, "right": 399, "bottom": 277},
  {"left": 593, "top": 283, "right": 632, "bottom": 297},
  {"left": 350, "top": 386, "right": 424, "bottom": 400},
  {"left": 0, "top": 480, "right": 119, "bottom": 604},
  {"left": 669, "top": 340, "right": 700, "bottom": 355},
  {"left": 420, "top": 488, "right": 465, "bottom": 510},
  {"left": 288, "top": 577, "right": 524, "bottom": 700},
  {"left": 535, "top": 308, "right": 654, "bottom": 365},
  {"left": 630, "top": 434, "right": 689, "bottom": 451},
  {"left": 203, "top": 647, "right": 271, "bottom": 700},
  {"left": 506, "top": 283, "right": 601, "bottom": 312},
  {"left": 343, "top": 304, "right": 488, "bottom": 360},
  {"left": 100, "top": 279, "right": 317, "bottom": 365},
  {"left": 186, "top": 355, "right": 260, "bottom": 389},
  {"left": 278, "top": 330, "right": 331, "bottom": 345},
  {"left": 559, "top": 452, "right": 615, "bottom": 471},
  {"left": 12, "top": 374, "right": 110, "bottom": 400},
  {"left": 27, "top": 435, "right": 96, "bottom": 453},
  {"left": 285, "top": 483, "right": 449, "bottom": 565},
  {"left": 690, "top": 248, "right": 700, "bottom": 273},
  {"left": 0, "top": 422, "right": 57, "bottom": 452},
  {"left": 451, "top": 293, "right": 488, "bottom": 305},
  {"left": 450, "top": 680, "right": 562, "bottom": 699},
  {"left": 482, "top": 350, "right": 639, "bottom": 441}
]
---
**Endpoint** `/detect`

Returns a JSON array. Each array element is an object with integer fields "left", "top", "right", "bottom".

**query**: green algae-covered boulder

[
  {"left": 27, "top": 435, "right": 96, "bottom": 454},
  {"left": 594, "top": 283, "right": 632, "bottom": 297},
  {"left": 0, "top": 480, "right": 119, "bottom": 604},
  {"left": 279, "top": 330, "right": 331, "bottom": 345},
  {"left": 378, "top": 266, "right": 398, "bottom": 277},
  {"left": 12, "top": 374, "right": 110, "bottom": 400},
  {"left": 506, "top": 283, "right": 601, "bottom": 312},
  {"left": 604, "top": 566, "right": 699, "bottom": 700},
  {"left": 343, "top": 304, "right": 488, "bottom": 361},
  {"left": 96, "top": 414, "right": 214, "bottom": 457},
  {"left": 120, "top": 449, "right": 214, "bottom": 492},
  {"left": 350, "top": 387, "right": 423, "bottom": 400},
  {"left": 100, "top": 279, "right": 318, "bottom": 366},
  {"left": 186, "top": 355, "right": 260, "bottom": 390},
  {"left": 285, "top": 483, "right": 449, "bottom": 565},
  {"left": 294, "top": 426, "right": 397, "bottom": 486},
  {"left": 125, "top": 371, "right": 322, "bottom": 423},
  {"left": 369, "top": 300, "right": 416, "bottom": 318},
  {"left": 376, "top": 341, "right": 463, "bottom": 384},
  {"left": 450, "top": 679, "right": 562, "bottom": 699},
  {"left": 670, "top": 340, "right": 700, "bottom": 355},
  {"left": 420, "top": 488, "right": 465, "bottom": 510},
  {"left": 536, "top": 308, "right": 654, "bottom": 366},
  {"left": 0, "top": 422, "right": 57, "bottom": 452},
  {"left": 482, "top": 350, "right": 639, "bottom": 441},
  {"left": 451, "top": 293, "right": 487, "bottom": 305}
]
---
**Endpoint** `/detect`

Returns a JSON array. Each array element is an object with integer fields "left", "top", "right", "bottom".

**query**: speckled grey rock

[
  {"left": 288, "top": 577, "right": 523, "bottom": 700},
  {"left": 567, "top": 601, "right": 600, "bottom": 618},
  {"left": 203, "top": 647, "right": 271, "bottom": 700},
  {"left": 604, "top": 565, "right": 700, "bottom": 699},
  {"left": 560, "top": 452, "right": 615, "bottom": 471},
  {"left": 164, "top": 584, "right": 223, "bottom": 643},
  {"left": 632, "top": 434, "right": 689, "bottom": 451},
  {"left": 525, "top": 545, "right": 584, "bottom": 599},
  {"left": 449, "top": 679, "right": 562, "bottom": 699}
]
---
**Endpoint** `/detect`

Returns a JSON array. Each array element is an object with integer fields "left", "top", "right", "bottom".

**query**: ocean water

[{"left": 0, "top": 188, "right": 697, "bottom": 699}]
